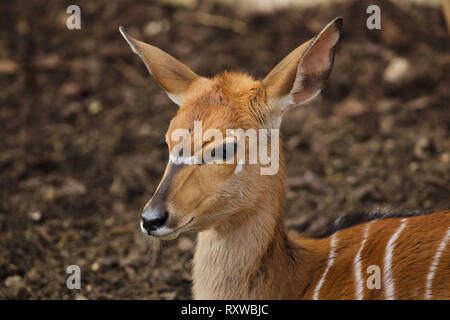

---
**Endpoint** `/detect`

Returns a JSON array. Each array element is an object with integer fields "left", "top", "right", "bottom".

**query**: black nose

[{"left": 141, "top": 210, "right": 168, "bottom": 232}]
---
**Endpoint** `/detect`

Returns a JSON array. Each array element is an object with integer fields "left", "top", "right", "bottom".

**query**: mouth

[{"left": 140, "top": 216, "right": 194, "bottom": 240}]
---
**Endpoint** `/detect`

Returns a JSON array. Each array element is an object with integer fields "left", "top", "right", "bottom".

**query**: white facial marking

[
  {"left": 150, "top": 226, "right": 179, "bottom": 240},
  {"left": 354, "top": 222, "right": 372, "bottom": 300},
  {"left": 140, "top": 220, "right": 147, "bottom": 234},
  {"left": 169, "top": 154, "right": 197, "bottom": 166},
  {"left": 383, "top": 218, "right": 407, "bottom": 300},
  {"left": 425, "top": 228, "right": 450, "bottom": 300},
  {"left": 313, "top": 233, "right": 338, "bottom": 300}
]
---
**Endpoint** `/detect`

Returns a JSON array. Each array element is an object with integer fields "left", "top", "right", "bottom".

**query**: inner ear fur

[
  {"left": 263, "top": 17, "right": 342, "bottom": 110},
  {"left": 120, "top": 26, "right": 198, "bottom": 105}
]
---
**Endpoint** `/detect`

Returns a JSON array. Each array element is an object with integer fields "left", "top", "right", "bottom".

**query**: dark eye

[
  {"left": 223, "top": 143, "right": 238, "bottom": 161},
  {"left": 203, "top": 143, "right": 238, "bottom": 164}
]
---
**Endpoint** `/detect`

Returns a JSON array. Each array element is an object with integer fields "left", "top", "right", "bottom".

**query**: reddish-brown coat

[{"left": 121, "top": 19, "right": 450, "bottom": 300}]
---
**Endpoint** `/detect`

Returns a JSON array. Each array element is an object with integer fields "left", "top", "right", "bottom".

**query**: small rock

[
  {"left": 125, "top": 266, "right": 136, "bottom": 279},
  {"left": 61, "top": 82, "right": 81, "bottom": 96},
  {"left": 61, "top": 179, "right": 86, "bottom": 196},
  {"left": 91, "top": 262, "right": 101, "bottom": 271},
  {"left": 409, "top": 162, "right": 419, "bottom": 172},
  {"left": 28, "top": 211, "right": 42, "bottom": 222},
  {"left": 440, "top": 152, "right": 449, "bottom": 163},
  {"left": 379, "top": 116, "right": 395, "bottom": 134},
  {"left": 376, "top": 99, "right": 396, "bottom": 113},
  {"left": 0, "top": 59, "right": 19, "bottom": 74},
  {"left": 414, "top": 137, "right": 435, "bottom": 159},
  {"left": 4, "top": 275, "right": 28, "bottom": 298},
  {"left": 138, "top": 124, "right": 152, "bottom": 137},
  {"left": 383, "top": 57, "right": 411, "bottom": 84},
  {"left": 144, "top": 21, "right": 165, "bottom": 36},
  {"left": 4, "top": 275, "right": 25, "bottom": 289},
  {"left": 286, "top": 190, "right": 296, "bottom": 200},
  {"left": 110, "top": 178, "right": 124, "bottom": 195},
  {"left": 88, "top": 100, "right": 102, "bottom": 115},
  {"left": 42, "top": 186, "right": 56, "bottom": 201},
  {"left": 34, "top": 54, "right": 60, "bottom": 69},
  {"left": 75, "top": 294, "right": 88, "bottom": 300},
  {"left": 333, "top": 99, "right": 369, "bottom": 118},
  {"left": 406, "top": 95, "right": 434, "bottom": 110}
]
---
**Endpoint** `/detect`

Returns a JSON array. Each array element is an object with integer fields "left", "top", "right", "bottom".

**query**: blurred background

[{"left": 0, "top": 0, "right": 449, "bottom": 299}]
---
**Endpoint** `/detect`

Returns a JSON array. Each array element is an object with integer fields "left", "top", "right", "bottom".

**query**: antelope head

[{"left": 120, "top": 18, "right": 342, "bottom": 240}]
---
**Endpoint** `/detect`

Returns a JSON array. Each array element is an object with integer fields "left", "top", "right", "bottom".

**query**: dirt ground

[{"left": 0, "top": 0, "right": 449, "bottom": 299}]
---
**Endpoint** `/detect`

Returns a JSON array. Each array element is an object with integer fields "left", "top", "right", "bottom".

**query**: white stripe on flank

[
  {"left": 354, "top": 222, "right": 372, "bottom": 300},
  {"left": 425, "top": 228, "right": 450, "bottom": 300},
  {"left": 313, "top": 233, "right": 338, "bottom": 300},
  {"left": 383, "top": 218, "right": 407, "bottom": 300}
]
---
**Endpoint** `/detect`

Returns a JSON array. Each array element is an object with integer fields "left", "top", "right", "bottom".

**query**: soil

[{"left": 0, "top": 0, "right": 449, "bottom": 299}]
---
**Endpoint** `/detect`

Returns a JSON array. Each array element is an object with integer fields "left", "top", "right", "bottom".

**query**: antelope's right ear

[
  {"left": 119, "top": 27, "right": 198, "bottom": 106},
  {"left": 263, "top": 18, "right": 342, "bottom": 114}
]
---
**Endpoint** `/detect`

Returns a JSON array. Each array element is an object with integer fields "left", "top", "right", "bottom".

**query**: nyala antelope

[{"left": 120, "top": 18, "right": 450, "bottom": 299}]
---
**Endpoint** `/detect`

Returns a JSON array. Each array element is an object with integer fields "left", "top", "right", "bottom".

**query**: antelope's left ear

[{"left": 263, "top": 17, "right": 342, "bottom": 113}]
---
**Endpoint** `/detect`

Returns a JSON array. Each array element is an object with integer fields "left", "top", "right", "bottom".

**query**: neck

[{"left": 192, "top": 169, "right": 305, "bottom": 299}]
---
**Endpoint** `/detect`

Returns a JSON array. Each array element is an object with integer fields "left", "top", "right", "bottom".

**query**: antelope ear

[
  {"left": 263, "top": 18, "right": 342, "bottom": 113},
  {"left": 119, "top": 27, "right": 198, "bottom": 106}
]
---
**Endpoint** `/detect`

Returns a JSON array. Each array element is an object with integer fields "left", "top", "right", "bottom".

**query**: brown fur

[
  {"left": 121, "top": 18, "right": 450, "bottom": 300},
  {"left": 297, "top": 211, "right": 450, "bottom": 299},
  {"left": 165, "top": 73, "right": 450, "bottom": 299}
]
